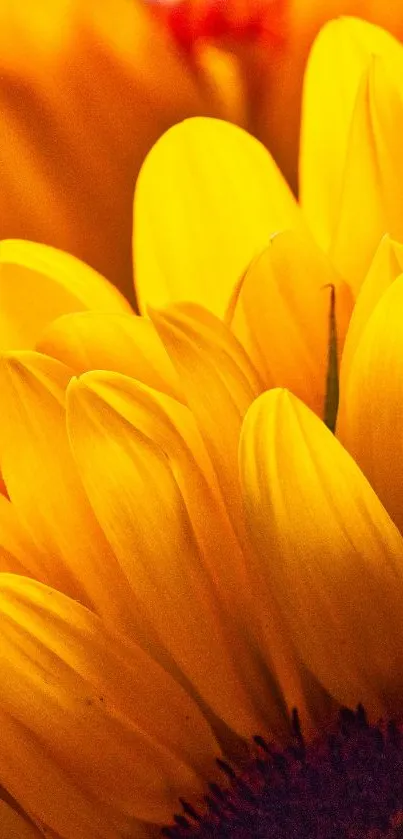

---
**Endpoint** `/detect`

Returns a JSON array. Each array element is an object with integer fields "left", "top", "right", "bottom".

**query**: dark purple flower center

[{"left": 162, "top": 706, "right": 403, "bottom": 838}]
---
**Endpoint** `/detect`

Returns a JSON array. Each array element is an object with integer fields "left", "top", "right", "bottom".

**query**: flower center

[
  {"left": 162, "top": 706, "right": 403, "bottom": 837},
  {"left": 149, "top": 0, "right": 286, "bottom": 53}
]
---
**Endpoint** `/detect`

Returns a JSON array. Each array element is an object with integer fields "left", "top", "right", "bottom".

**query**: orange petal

[
  {"left": 0, "top": 494, "right": 46, "bottom": 580},
  {"left": 37, "top": 311, "right": 182, "bottom": 402},
  {"left": 300, "top": 16, "right": 403, "bottom": 255},
  {"left": 0, "top": 240, "right": 131, "bottom": 351},
  {"left": 0, "top": 352, "right": 156, "bottom": 645},
  {"left": 68, "top": 369, "right": 245, "bottom": 601},
  {"left": 227, "top": 229, "right": 353, "bottom": 418},
  {"left": 240, "top": 388, "right": 403, "bottom": 718},
  {"left": 134, "top": 117, "right": 303, "bottom": 316},
  {"left": 150, "top": 303, "right": 263, "bottom": 545},
  {"left": 67, "top": 369, "right": 288, "bottom": 739},
  {"left": 0, "top": 574, "right": 219, "bottom": 833},
  {"left": 338, "top": 274, "right": 403, "bottom": 538},
  {"left": 0, "top": 352, "right": 80, "bottom": 596},
  {"left": 330, "top": 56, "right": 403, "bottom": 294},
  {"left": 67, "top": 373, "right": 282, "bottom": 739},
  {"left": 338, "top": 234, "right": 403, "bottom": 402}
]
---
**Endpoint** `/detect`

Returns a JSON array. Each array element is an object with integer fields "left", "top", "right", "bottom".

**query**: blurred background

[{"left": 1, "top": 0, "right": 403, "bottom": 303}]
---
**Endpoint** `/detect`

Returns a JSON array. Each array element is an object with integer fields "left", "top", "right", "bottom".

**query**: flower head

[{"left": 1, "top": 12, "right": 403, "bottom": 839}]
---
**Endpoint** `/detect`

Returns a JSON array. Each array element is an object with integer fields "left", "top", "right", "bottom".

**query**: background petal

[
  {"left": 0, "top": 0, "right": 211, "bottom": 302},
  {"left": 0, "top": 800, "right": 43, "bottom": 839},
  {"left": 0, "top": 240, "right": 131, "bottom": 351}
]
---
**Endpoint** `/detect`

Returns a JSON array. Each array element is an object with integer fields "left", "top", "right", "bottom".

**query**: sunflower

[{"left": 1, "top": 12, "right": 403, "bottom": 839}]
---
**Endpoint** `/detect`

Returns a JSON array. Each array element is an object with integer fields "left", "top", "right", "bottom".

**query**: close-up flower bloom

[{"left": 2, "top": 7, "right": 403, "bottom": 839}]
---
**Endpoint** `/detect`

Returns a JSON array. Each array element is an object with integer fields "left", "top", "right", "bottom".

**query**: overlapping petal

[
  {"left": 0, "top": 352, "right": 82, "bottom": 597},
  {"left": 0, "top": 574, "right": 219, "bottom": 835},
  {"left": 0, "top": 494, "right": 46, "bottom": 580},
  {"left": 148, "top": 304, "right": 331, "bottom": 732},
  {"left": 330, "top": 57, "right": 403, "bottom": 293},
  {"left": 1, "top": 11, "right": 403, "bottom": 835},
  {"left": 0, "top": 240, "right": 131, "bottom": 351},
  {"left": 134, "top": 117, "right": 304, "bottom": 316},
  {"left": 37, "top": 311, "right": 182, "bottom": 402},
  {"left": 337, "top": 274, "right": 403, "bottom": 537},
  {"left": 300, "top": 16, "right": 403, "bottom": 255},
  {"left": 0, "top": 352, "right": 160, "bottom": 648},
  {"left": 130, "top": 17, "right": 403, "bottom": 322},
  {"left": 227, "top": 229, "right": 353, "bottom": 417},
  {"left": 67, "top": 369, "right": 291, "bottom": 739},
  {"left": 66, "top": 372, "right": 288, "bottom": 739},
  {"left": 338, "top": 234, "right": 403, "bottom": 393},
  {"left": 150, "top": 303, "right": 263, "bottom": 545},
  {"left": 67, "top": 370, "right": 244, "bottom": 599},
  {"left": 240, "top": 388, "right": 403, "bottom": 718}
]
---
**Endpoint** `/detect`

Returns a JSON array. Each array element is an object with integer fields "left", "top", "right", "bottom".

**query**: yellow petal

[
  {"left": 150, "top": 303, "right": 263, "bottom": 545},
  {"left": 67, "top": 373, "right": 278, "bottom": 739},
  {"left": 300, "top": 16, "right": 403, "bottom": 254},
  {"left": 69, "top": 370, "right": 245, "bottom": 604},
  {"left": 0, "top": 352, "right": 80, "bottom": 595},
  {"left": 68, "top": 370, "right": 289, "bottom": 739},
  {"left": 0, "top": 240, "right": 131, "bottom": 351},
  {"left": 240, "top": 388, "right": 403, "bottom": 717},
  {"left": 0, "top": 0, "right": 210, "bottom": 301},
  {"left": 330, "top": 56, "right": 403, "bottom": 294},
  {"left": 338, "top": 234, "right": 403, "bottom": 398},
  {"left": 0, "top": 352, "right": 156, "bottom": 645},
  {"left": 37, "top": 311, "right": 182, "bottom": 402},
  {"left": 227, "top": 229, "right": 353, "bottom": 418},
  {"left": 338, "top": 274, "right": 403, "bottom": 538},
  {"left": 0, "top": 494, "right": 46, "bottom": 581},
  {"left": 0, "top": 574, "right": 219, "bottom": 833},
  {"left": 134, "top": 117, "right": 304, "bottom": 316}
]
